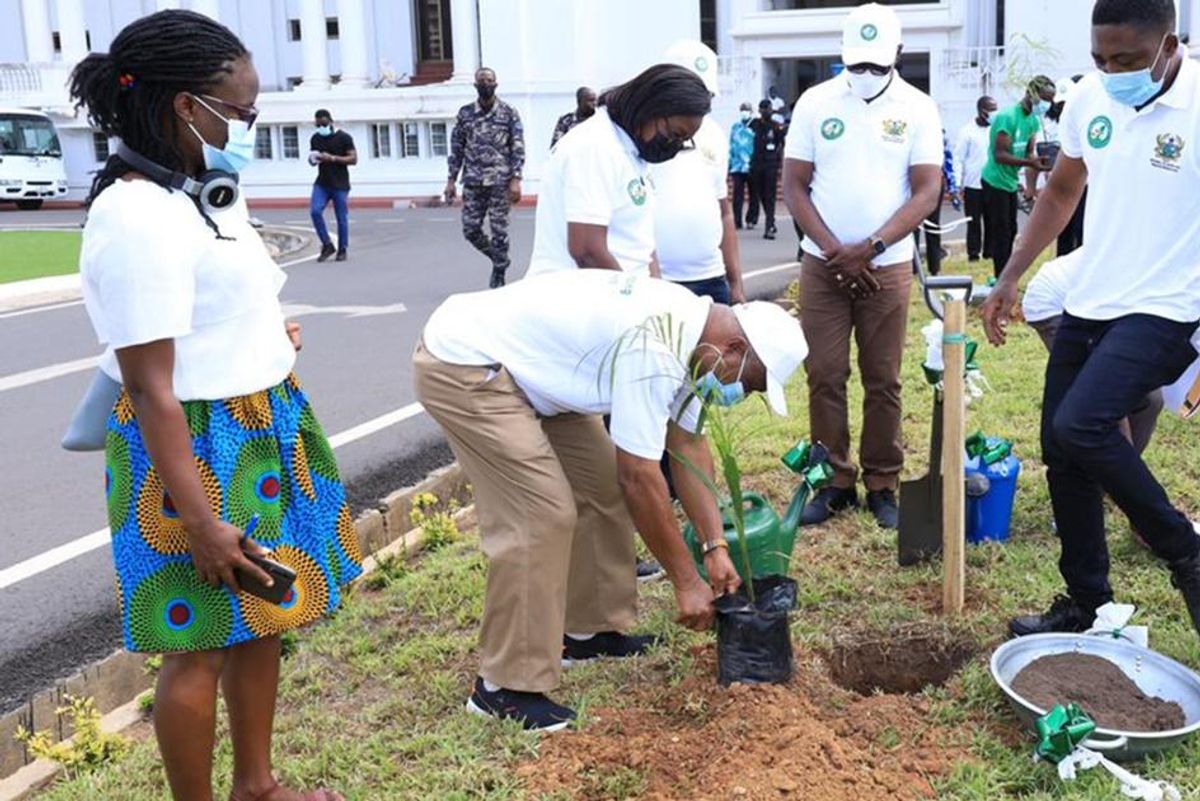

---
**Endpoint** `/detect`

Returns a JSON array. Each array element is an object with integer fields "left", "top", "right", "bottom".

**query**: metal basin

[{"left": 991, "top": 633, "right": 1200, "bottom": 761}]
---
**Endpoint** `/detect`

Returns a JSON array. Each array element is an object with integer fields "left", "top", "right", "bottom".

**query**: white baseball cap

[
  {"left": 664, "top": 39, "right": 720, "bottom": 97},
  {"left": 841, "top": 3, "right": 902, "bottom": 68},
  {"left": 731, "top": 302, "right": 807, "bottom": 416}
]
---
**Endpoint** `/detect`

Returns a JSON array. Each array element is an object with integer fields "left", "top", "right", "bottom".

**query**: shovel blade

[{"left": 899, "top": 474, "right": 943, "bottom": 566}]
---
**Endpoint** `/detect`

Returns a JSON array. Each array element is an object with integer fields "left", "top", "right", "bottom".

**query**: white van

[{"left": 0, "top": 107, "right": 68, "bottom": 210}]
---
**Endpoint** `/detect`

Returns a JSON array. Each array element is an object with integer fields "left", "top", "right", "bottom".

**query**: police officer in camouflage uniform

[
  {"left": 550, "top": 86, "right": 597, "bottom": 148},
  {"left": 445, "top": 68, "right": 526, "bottom": 288}
]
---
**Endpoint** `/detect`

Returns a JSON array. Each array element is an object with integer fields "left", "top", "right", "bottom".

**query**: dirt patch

[
  {"left": 1012, "top": 653, "right": 1186, "bottom": 732},
  {"left": 521, "top": 648, "right": 964, "bottom": 801},
  {"left": 827, "top": 624, "right": 978, "bottom": 695}
]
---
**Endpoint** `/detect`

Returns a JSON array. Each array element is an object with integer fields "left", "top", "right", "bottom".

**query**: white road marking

[
  {"left": 0, "top": 355, "right": 99, "bottom": 392},
  {"left": 280, "top": 253, "right": 320, "bottom": 268},
  {"left": 0, "top": 298, "right": 85, "bottom": 320},
  {"left": 743, "top": 261, "right": 801, "bottom": 281},
  {"left": 281, "top": 301, "right": 407, "bottom": 319},
  {"left": 0, "top": 401, "right": 428, "bottom": 590}
]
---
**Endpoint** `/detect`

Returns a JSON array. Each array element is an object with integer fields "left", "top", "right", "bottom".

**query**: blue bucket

[{"left": 965, "top": 454, "right": 1021, "bottom": 543}]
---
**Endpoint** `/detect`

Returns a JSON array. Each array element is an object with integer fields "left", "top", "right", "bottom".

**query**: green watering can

[{"left": 682, "top": 441, "right": 833, "bottom": 583}]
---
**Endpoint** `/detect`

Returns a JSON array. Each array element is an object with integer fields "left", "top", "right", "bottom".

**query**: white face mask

[{"left": 846, "top": 69, "right": 892, "bottom": 100}]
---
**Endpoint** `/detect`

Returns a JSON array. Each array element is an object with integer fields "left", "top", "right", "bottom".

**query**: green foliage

[
  {"left": 14, "top": 695, "right": 129, "bottom": 778},
  {"left": 411, "top": 492, "right": 462, "bottom": 551},
  {"left": 0, "top": 231, "right": 81, "bottom": 284},
  {"left": 1003, "top": 33, "right": 1061, "bottom": 95}
]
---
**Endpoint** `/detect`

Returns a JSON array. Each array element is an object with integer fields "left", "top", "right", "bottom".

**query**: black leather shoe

[
  {"left": 1008, "top": 595, "right": 1095, "bottom": 638},
  {"left": 335, "top": 249, "right": 347, "bottom": 262},
  {"left": 316, "top": 242, "right": 336, "bottom": 262},
  {"left": 764, "top": 225, "right": 777, "bottom": 240},
  {"left": 1170, "top": 551, "right": 1200, "bottom": 637},
  {"left": 800, "top": 486, "right": 858, "bottom": 526},
  {"left": 489, "top": 268, "right": 507, "bottom": 288},
  {"left": 866, "top": 489, "right": 899, "bottom": 530}
]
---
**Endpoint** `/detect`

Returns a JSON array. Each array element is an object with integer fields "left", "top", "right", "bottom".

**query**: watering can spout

[{"left": 780, "top": 440, "right": 834, "bottom": 536}]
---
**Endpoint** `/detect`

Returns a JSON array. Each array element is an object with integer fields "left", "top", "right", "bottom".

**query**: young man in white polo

[
  {"left": 782, "top": 2, "right": 943, "bottom": 530},
  {"left": 983, "top": 0, "right": 1200, "bottom": 638},
  {"left": 413, "top": 270, "right": 807, "bottom": 731}
]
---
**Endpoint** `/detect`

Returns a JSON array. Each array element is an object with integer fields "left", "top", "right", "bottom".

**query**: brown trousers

[
  {"left": 799, "top": 254, "right": 913, "bottom": 491},
  {"left": 412, "top": 343, "right": 637, "bottom": 692}
]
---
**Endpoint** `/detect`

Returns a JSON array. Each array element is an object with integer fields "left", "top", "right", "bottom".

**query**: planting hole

[{"left": 827, "top": 624, "right": 977, "bottom": 695}]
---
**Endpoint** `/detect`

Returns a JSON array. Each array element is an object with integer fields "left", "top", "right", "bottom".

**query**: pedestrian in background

[
  {"left": 446, "top": 67, "right": 525, "bottom": 288},
  {"left": 981, "top": 75, "right": 1055, "bottom": 278},
  {"left": 782, "top": 2, "right": 943, "bottom": 530},
  {"left": 748, "top": 98, "right": 785, "bottom": 239},
  {"left": 918, "top": 128, "right": 957, "bottom": 275},
  {"left": 70, "top": 10, "right": 360, "bottom": 801},
  {"left": 728, "top": 101, "right": 755, "bottom": 229},
  {"left": 551, "top": 86, "right": 597, "bottom": 147},
  {"left": 525, "top": 63, "right": 711, "bottom": 279},
  {"left": 954, "top": 94, "right": 998, "bottom": 262},
  {"left": 308, "top": 109, "right": 356, "bottom": 263}
]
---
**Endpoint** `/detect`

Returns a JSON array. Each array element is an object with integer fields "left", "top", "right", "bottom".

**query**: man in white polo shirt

[
  {"left": 983, "top": 0, "right": 1200, "bottom": 639},
  {"left": 782, "top": 2, "right": 943, "bottom": 530},
  {"left": 954, "top": 94, "right": 999, "bottom": 262},
  {"left": 413, "top": 270, "right": 808, "bottom": 731}
]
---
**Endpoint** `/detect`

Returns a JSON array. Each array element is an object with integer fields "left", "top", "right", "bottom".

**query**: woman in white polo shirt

[
  {"left": 71, "top": 11, "right": 357, "bottom": 801},
  {"left": 525, "top": 64, "right": 712, "bottom": 278}
]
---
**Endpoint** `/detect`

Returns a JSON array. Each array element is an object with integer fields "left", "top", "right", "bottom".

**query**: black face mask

[
  {"left": 636, "top": 133, "right": 684, "bottom": 164},
  {"left": 475, "top": 83, "right": 496, "bottom": 101}
]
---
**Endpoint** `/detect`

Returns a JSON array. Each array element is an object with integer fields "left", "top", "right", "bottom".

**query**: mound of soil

[
  {"left": 1012, "top": 653, "right": 1185, "bottom": 732},
  {"left": 520, "top": 648, "right": 964, "bottom": 801}
]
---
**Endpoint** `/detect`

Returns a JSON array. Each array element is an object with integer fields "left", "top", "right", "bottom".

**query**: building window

[
  {"left": 700, "top": 0, "right": 717, "bottom": 53},
  {"left": 281, "top": 126, "right": 300, "bottom": 159},
  {"left": 255, "top": 126, "right": 273, "bottom": 160},
  {"left": 326, "top": 17, "right": 339, "bottom": 39},
  {"left": 428, "top": 121, "right": 448, "bottom": 157},
  {"left": 92, "top": 131, "right": 109, "bottom": 162},
  {"left": 51, "top": 32, "right": 60, "bottom": 53},
  {"left": 287, "top": 76, "right": 303, "bottom": 89},
  {"left": 400, "top": 122, "right": 420, "bottom": 158},
  {"left": 416, "top": 0, "right": 454, "bottom": 62},
  {"left": 369, "top": 124, "right": 392, "bottom": 158},
  {"left": 288, "top": 19, "right": 301, "bottom": 41}
]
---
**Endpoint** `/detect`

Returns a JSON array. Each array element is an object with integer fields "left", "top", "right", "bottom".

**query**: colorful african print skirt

[{"left": 104, "top": 374, "right": 363, "bottom": 653}]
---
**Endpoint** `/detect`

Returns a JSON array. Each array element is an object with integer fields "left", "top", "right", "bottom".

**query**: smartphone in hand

[{"left": 234, "top": 516, "right": 298, "bottom": 605}]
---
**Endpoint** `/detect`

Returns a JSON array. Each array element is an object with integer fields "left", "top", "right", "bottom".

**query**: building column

[
  {"left": 21, "top": 0, "right": 54, "bottom": 63},
  {"left": 449, "top": 0, "right": 480, "bottom": 82},
  {"left": 55, "top": 0, "right": 89, "bottom": 65},
  {"left": 299, "top": 0, "right": 330, "bottom": 90},
  {"left": 335, "top": 0, "right": 369, "bottom": 87},
  {"left": 189, "top": 0, "right": 220, "bottom": 20}
]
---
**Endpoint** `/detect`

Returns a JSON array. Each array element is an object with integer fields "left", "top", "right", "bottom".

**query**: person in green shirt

[{"left": 981, "top": 75, "right": 1056, "bottom": 278}]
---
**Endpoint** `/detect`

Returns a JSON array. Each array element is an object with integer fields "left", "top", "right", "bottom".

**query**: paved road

[{"left": 0, "top": 202, "right": 813, "bottom": 713}]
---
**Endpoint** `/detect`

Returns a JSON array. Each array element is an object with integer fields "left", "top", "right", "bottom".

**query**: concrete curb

[{"left": 0, "top": 464, "right": 473, "bottom": 800}]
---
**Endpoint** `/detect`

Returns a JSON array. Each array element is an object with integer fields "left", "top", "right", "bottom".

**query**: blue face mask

[
  {"left": 1100, "top": 34, "right": 1168, "bottom": 107},
  {"left": 188, "top": 95, "right": 256, "bottom": 174},
  {"left": 1033, "top": 99, "right": 1051, "bottom": 116},
  {"left": 315, "top": 125, "right": 333, "bottom": 137},
  {"left": 696, "top": 353, "right": 748, "bottom": 407}
]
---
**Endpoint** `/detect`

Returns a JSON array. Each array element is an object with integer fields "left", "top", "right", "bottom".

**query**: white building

[{"left": 1, "top": 0, "right": 1198, "bottom": 204}]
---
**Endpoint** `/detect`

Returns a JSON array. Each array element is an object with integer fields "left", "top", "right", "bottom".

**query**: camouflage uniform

[
  {"left": 550, "top": 111, "right": 586, "bottom": 148},
  {"left": 448, "top": 99, "right": 525, "bottom": 278}
]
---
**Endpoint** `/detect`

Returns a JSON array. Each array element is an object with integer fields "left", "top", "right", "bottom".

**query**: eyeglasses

[
  {"left": 845, "top": 63, "right": 892, "bottom": 77},
  {"left": 195, "top": 94, "right": 259, "bottom": 127}
]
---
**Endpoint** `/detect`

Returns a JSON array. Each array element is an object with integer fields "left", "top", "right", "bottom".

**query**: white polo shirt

[
  {"left": 785, "top": 73, "right": 943, "bottom": 267},
  {"left": 422, "top": 271, "right": 711, "bottom": 460},
  {"left": 526, "top": 107, "right": 655, "bottom": 277},
  {"left": 954, "top": 119, "right": 991, "bottom": 191},
  {"left": 650, "top": 115, "right": 727, "bottom": 283},
  {"left": 1059, "top": 55, "right": 1200, "bottom": 323},
  {"left": 1022, "top": 250, "right": 1082, "bottom": 323}
]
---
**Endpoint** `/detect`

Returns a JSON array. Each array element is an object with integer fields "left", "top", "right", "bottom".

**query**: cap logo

[
  {"left": 694, "top": 56, "right": 709, "bottom": 72},
  {"left": 861, "top": 23, "right": 878, "bottom": 41}
]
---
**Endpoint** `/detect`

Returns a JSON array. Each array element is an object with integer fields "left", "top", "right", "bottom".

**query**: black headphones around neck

[{"left": 116, "top": 143, "right": 239, "bottom": 215}]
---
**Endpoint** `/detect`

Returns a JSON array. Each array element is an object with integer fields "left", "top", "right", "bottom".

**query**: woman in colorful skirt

[{"left": 70, "top": 11, "right": 361, "bottom": 801}]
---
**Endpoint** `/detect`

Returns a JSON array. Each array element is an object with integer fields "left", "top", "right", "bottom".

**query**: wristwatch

[
  {"left": 868, "top": 235, "right": 887, "bottom": 256},
  {"left": 700, "top": 538, "right": 729, "bottom": 556}
]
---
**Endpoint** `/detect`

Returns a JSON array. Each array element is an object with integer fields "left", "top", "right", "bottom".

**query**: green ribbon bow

[
  {"left": 966, "top": 431, "right": 1013, "bottom": 465},
  {"left": 923, "top": 338, "right": 980, "bottom": 386},
  {"left": 781, "top": 441, "right": 811, "bottom": 474},
  {"left": 782, "top": 440, "right": 835, "bottom": 491},
  {"left": 1035, "top": 703, "right": 1096, "bottom": 764}
]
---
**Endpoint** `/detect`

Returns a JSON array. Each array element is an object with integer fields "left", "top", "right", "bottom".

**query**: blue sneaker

[
  {"left": 465, "top": 677, "right": 575, "bottom": 732},
  {"left": 562, "top": 631, "right": 658, "bottom": 667}
]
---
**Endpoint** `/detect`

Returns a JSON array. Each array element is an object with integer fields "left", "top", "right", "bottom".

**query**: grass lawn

[
  {"left": 30, "top": 254, "right": 1200, "bottom": 800},
  {"left": 0, "top": 230, "right": 81, "bottom": 284}
]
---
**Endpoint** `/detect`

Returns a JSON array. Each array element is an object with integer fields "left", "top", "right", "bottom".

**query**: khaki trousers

[
  {"left": 799, "top": 254, "right": 913, "bottom": 492},
  {"left": 412, "top": 343, "right": 637, "bottom": 692}
]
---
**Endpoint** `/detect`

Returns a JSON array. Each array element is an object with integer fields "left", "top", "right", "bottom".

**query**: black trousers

[
  {"left": 1043, "top": 313, "right": 1200, "bottom": 608},
  {"left": 749, "top": 164, "right": 778, "bottom": 229},
  {"left": 730, "top": 172, "right": 750, "bottom": 227},
  {"left": 1057, "top": 187, "right": 1087, "bottom": 257},
  {"left": 923, "top": 198, "right": 943, "bottom": 276},
  {"left": 982, "top": 178, "right": 1018, "bottom": 279},
  {"left": 963, "top": 186, "right": 990, "bottom": 260}
]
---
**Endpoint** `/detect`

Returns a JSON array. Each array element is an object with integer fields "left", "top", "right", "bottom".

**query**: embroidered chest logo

[
  {"left": 821, "top": 117, "right": 845, "bottom": 140},
  {"left": 694, "top": 56, "right": 709, "bottom": 73},
  {"left": 627, "top": 177, "right": 647, "bottom": 206},
  {"left": 1087, "top": 115, "right": 1113, "bottom": 149},
  {"left": 1152, "top": 133, "right": 1185, "bottom": 172},
  {"left": 861, "top": 24, "right": 878, "bottom": 41},
  {"left": 881, "top": 119, "right": 908, "bottom": 143}
]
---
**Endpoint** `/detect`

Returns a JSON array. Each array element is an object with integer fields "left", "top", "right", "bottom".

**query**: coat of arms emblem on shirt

[
  {"left": 881, "top": 119, "right": 908, "bottom": 143},
  {"left": 1152, "top": 133, "right": 1185, "bottom": 172}
]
